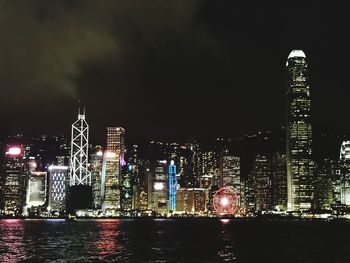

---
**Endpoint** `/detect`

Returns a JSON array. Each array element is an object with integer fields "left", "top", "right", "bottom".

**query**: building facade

[
  {"left": 1, "top": 147, "right": 25, "bottom": 216},
  {"left": 102, "top": 151, "right": 121, "bottom": 213},
  {"left": 339, "top": 141, "right": 350, "bottom": 205},
  {"left": 176, "top": 188, "right": 206, "bottom": 213},
  {"left": 121, "top": 164, "right": 133, "bottom": 210},
  {"left": 313, "top": 159, "right": 334, "bottom": 210},
  {"left": 26, "top": 172, "right": 47, "bottom": 207},
  {"left": 106, "top": 127, "right": 126, "bottom": 156},
  {"left": 286, "top": 50, "right": 313, "bottom": 211},
  {"left": 168, "top": 161, "right": 177, "bottom": 211},
  {"left": 220, "top": 156, "right": 240, "bottom": 205},
  {"left": 48, "top": 165, "right": 68, "bottom": 214},
  {"left": 252, "top": 153, "right": 287, "bottom": 211},
  {"left": 90, "top": 147, "right": 103, "bottom": 209},
  {"left": 148, "top": 160, "right": 168, "bottom": 214},
  {"left": 25, "top": 171, "right": 47, "bottom": 215},
  {"left": 252, "top": 155, "right": 271, "bottom": 211}
]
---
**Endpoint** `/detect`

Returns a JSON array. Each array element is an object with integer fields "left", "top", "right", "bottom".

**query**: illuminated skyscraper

[
  {"left": 286, "top": 50, "right": 313, "bottom": 211},
  {"left": 201, "top": 151, "right": 220, "bottom": 177},
  {"left": 90, "top": 147, "right": 103, "bottom": 209},
  {"left": 148, "top": 160, "right": 168, "bottom": 214},
  {"left": 176, "top": 188, "right": 206, "bottom": 213},
  {"left": 186, "top": 141, "right": 201, "bottom": 187},
  {"left": 220, "top": 156, "right": 240, "bottom": 205},
  {"left": 102, "top": 151, "right": 120, "bottom": 213},
  {"left": 168, "top": 160, "right": 177, "bottom": 211},
  {"left": 339, "top": 141, "right": 350, "bottom": 205},
  {"left": 121, "top": 164, "right": 133, "bottom": 211},
  {"left": 340, "top": 141, "right": 350, "bottom": 161},
  {"left": 1, "top": 147, "right": 25, "bottom": 216},
  {"left": 243, "top": 173, "right": 255, "bottom": 214},
  {"left": 25, "top": 171, "right": 47, "bottom": 215},
  {"left": 100, "top": 127, "right": 126, "bottom": 214},
  {"left": 48, "top": 165, "right": 68, "bottom": 214},
  {"left": 252, "top": 155, "right": 272, "bottom": 211},
  {"left": 69, "top": 109, "right": 91, "bottom": 186},
  {"left": 67, "top": 109, "right": 92, "bottom": 212},
  {"left": 252, "top": 153, "right": 287, "bottom": 211},
  {"left": 313, "top": 159, "right": 334, "bottom": 210},
  {"left": 271, "top": 153, "right": 287, "bottom": 210},
  {"left": 107, "top": 127, "right": 126, "bottom": 156}
]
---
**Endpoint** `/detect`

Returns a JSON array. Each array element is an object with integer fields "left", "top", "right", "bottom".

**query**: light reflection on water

[
  {"left": 0, "top": 219, "right": 349, "bottom": 262},
  {"left": 220, "top": 218, "right": 231, "bottom": 224},
  {"left": 92, "top": 220, "right": 125, "bottom": 261},
  {"left": 218, "top": 219, "right": 237, "bottom": 262},
  {"left": 0, "top": 219, "right": 27, "bottom": 262}
]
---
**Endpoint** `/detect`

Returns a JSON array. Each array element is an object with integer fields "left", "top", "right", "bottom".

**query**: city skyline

[
  {"left": 2, "top": 2, "right": 350, "bottom": 262},
  {"left": 1, "top": 5, "right": 350, "bottom": 217},
  {"left": 1, "top": 1, "right": 350, "bottom": 142}
]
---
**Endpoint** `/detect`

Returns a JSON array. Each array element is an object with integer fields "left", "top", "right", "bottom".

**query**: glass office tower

[{"left": 286, "top": 50, "right": 313, "bottom": 211}]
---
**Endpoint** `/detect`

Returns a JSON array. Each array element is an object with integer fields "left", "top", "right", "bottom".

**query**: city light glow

[
  {"left": 48, "top": 165, "right": 69, "bottom": 170},
  {"left": 106, "top": 151, "right": 117, "bottom": 158},
  {"left": 220, "top": 197, "right": 229, "bottom": 207},
  {"left": 154, "top": 182, "right": 165, "bottom": 191},
  {"left": 220, "top": 219, "right": 230, "bottom": 223},
  {"left": 6, "top": 147, "right": 21, "bottom": 156}
]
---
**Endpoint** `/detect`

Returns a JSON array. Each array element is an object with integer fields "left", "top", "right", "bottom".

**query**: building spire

[{"left": 78, "top": 100, "right": 81, "bottom": 116}]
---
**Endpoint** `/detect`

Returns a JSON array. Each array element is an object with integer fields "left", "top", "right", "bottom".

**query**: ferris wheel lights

[
  {"left": 220, "top": 197, "right": 229, "bottom": 206},
  {"left": 213, "top": 186, "right": 239, "bottom": 215}
]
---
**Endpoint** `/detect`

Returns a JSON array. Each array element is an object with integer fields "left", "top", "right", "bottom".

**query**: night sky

[{"left": 1, "top": 1, "right": 349, "bottom": 143}]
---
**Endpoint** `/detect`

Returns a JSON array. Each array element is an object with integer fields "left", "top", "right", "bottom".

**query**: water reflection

[
  {"left": 1, "top": 219, "right": 347, "bottom": 262},
  {"left": 218, "top": 219, "right": 237, "bottom": 262},
  {"left": 0, "top": 219, "right": 27, "bottom": 263},
  {"left": 91, "top": 220, "right": 126, "bottom": 261}
]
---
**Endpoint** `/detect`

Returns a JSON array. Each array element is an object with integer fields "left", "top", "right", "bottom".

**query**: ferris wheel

[{"left": 212, "top": 186, "right": 239, "bottom": 215}]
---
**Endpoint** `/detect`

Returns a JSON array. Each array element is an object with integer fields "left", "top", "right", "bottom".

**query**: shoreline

[{"left": 0, "top": 216, "right": 348, "bottom": 222}]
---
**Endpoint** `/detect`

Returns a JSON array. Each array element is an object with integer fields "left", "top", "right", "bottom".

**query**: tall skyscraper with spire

[
  {"left": 69, "top": 108, "right": 91, "bottom": 186},
  {"left": 286, "top": 50, "right": 313, "bottom": 211}
]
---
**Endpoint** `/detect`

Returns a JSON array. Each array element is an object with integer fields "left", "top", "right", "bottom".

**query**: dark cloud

[
  {"left": 0, "top": 1, "right": 350, "bottom": 142},
  {"left": 0, "top": 0, "right": 118, "bottom": 104}
]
